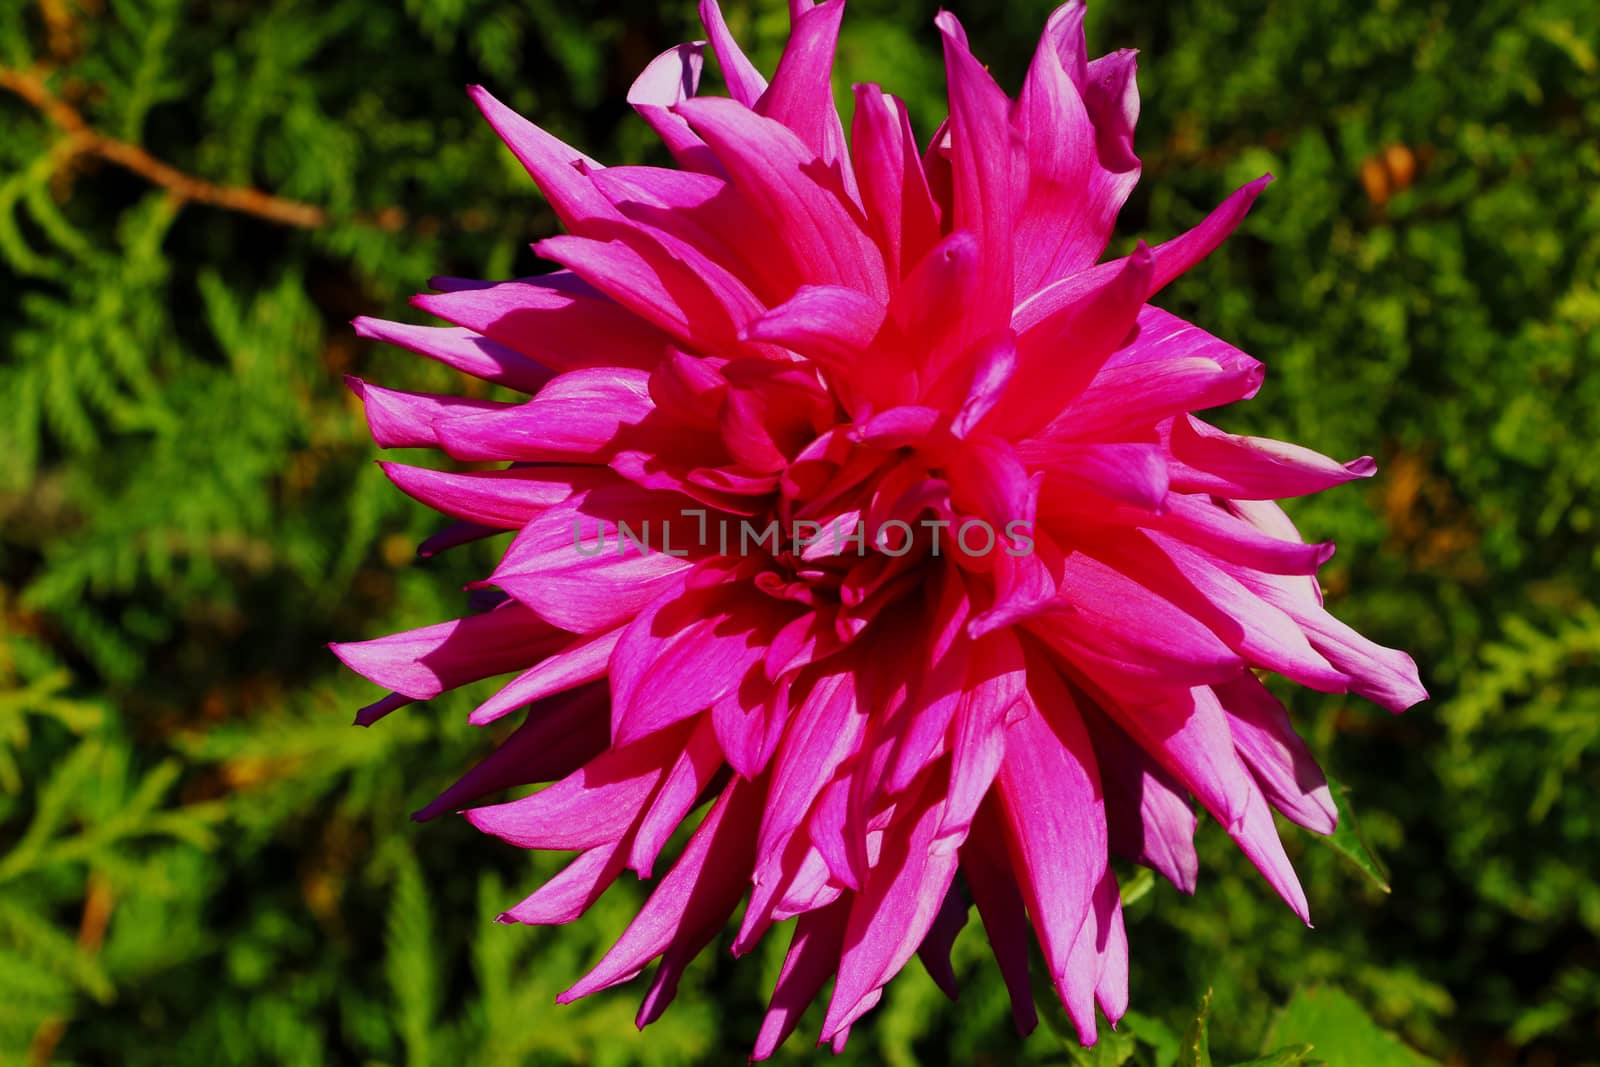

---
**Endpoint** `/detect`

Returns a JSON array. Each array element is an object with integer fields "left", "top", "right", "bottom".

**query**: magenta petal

[
  {"left": 330, "top": 601, "right": 562, "bottom": 700},
  {"left": 352, "top": 318, "right": 552, "bottom": 393},
  {"left": 823, "top": 784, "right": 959, "bottom": 1040},
  {"left": 757, "top": 0, "right": 853, "bottom": 192},
  {"left": 468, "top": 627, "right": 622, "bottom": 726},
  {"left": 434, "top": 368, "right": 655, "bottom": 463},
  {"left": 961, "top": 807, "right": 1039, "bottom": 1036},
  {"left": 415, "top": 684, "right": 611, "bottom": 821},
  {"left": 743, "top": 284, "right": 885, "bottom": 375},
  {"left": 499, "top": 836, "right": 630, "bottom": 926},
  {"left": 751, "top": 900, "right": 849, "bottom": 1062},
  {"left": 995, "top": 689, "right": 1105, "bottom": 988},
  {"left": 344, "top": 376, "right": 510, "bottom": 450},
  {"left": 755, "top": 667, "right": 866, "bottom": 880},
  {"left": 940, "top": 629, "right": 1027, "bottom": 845},
  {"left": 916, "top": 879, "right": 970, "bottom": 1001},
  {"left": 1240, "top": 571, "right": 1429, "bottom": 712},
  {"left": 850, "top": 84, "right": 942, "bottom": 280},
  {"left": 698, "top": 0, "right": 768, "bottom": 107},
  {"left": 1011, "top": 2, "right": 1098, "bottom": 293},
  {"left": 629, "top": 714, "right": 725, "bottom": 877},
  {"left": 610, "top": 584, "right": 794, "bottom": 746},
  {"left": 468, "top": 85, "right": 614, "bottom": 231},
  {"left": 1080, "top": 698, "right": 1199, "bottom": 894},
  {"left": 1147, "top": 174, "right": 1273, "bottom": 295},
  {"left": 560, "top": 774, "right": 761, "bottom": 1003},
  {"left": 1053, "top": 310, "right": 1265, "bottom": 439},
  {"left": 489, "top": 496, "right": 697, "bottom": 635},
  {"left": 675, "top": 97, "right": 888, "bottom": 301},
  {"left": 998, "top": 242, "right": 1154, "bottom": 435},
  {"left": 379, "top": 462, "right": 597, "bottom": 530},
  {"left": 412, "top": 276, "right": 672, "bottom": 374},
  {"left": 1167, "top": 414, "right": 1377, "bottom": 500},
  {"left": 1227, "top": 775, "right": 1312, "bottom": 924},
  {"left": 466, "top": 717, "right": 697, "bottom": 851},
  {"left": 628, "top": 43, "right": 716, "bottom": 172},
  {"left": 1214, "top": 673, "right": 1337, "bottom": 834},
  {"left": 1155, "top": 493, "right": 1335, "bottom": 576},
  {"left": 936, "top": 11, "right": 1023, "bottom": 329}
]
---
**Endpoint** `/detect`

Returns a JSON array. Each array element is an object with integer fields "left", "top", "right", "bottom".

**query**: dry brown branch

[
  {"left": 25, "top": 871, "right": 115, "bottom": 1067},
  {"left": 0, "top": 65, "right": 397, "bottom": 230}
]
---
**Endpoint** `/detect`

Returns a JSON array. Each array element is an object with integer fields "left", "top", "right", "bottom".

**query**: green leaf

[
  {"left": 1119, "top": 866, "right": 1156, "bottom": 908},
  {"left": 1227, "top": 1045, "right": 1322, "bottom": 1067},
  {"left": 1316, "top": 773, "right": 1392, "bottom": 893},
  {"left": 1263, "top": 987, "right": 1436, "bottom": 1067},
  {"left": 1179, "top": 989, "right": 1214, "bottom": 1067}
]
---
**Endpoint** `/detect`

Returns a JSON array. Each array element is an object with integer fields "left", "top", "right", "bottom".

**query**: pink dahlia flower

[{"left": 333, "top": 0, "right": 1426, "bottom": 1054}]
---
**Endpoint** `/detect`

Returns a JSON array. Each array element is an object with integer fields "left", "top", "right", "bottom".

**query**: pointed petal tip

[
  {"left": 1348, "top": 455, "right": 1378, "bottom": 477},
  {"left": 342, "top": 374, "right": 365, "bottom": 398}
]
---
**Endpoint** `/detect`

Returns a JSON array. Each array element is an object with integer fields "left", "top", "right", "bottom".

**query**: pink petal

[
  {"left": 344, "top": 376, "right": 510, "bottom": 450},
  {"left": 467, "top": 627, "right": 622, "bottom": 726},
  {"left": 995, "top": 242, "right": 1154, "bottom": 435},
  {"left": 1113, "top": 532, "right": 1351, "bottom": 693},
  {"left": 499, "top": 836, "right": 630, "bottom": 925},
  {"left": 539, "top": 218, "right": 766, "bottom": 359},
  {"left": 1029, "top": 550, "right": 1245, "bottom": 687},
  {"left": 468, "top": 85, "right": 614, "bottom": 231},
  {"left": 413, "top": 683, "right": 611, "bottom": 821},
  {"left": 962, "top": 804, "right": 1039, "bottom": 1036},
  {"left": 1154, "top": 493, "right": 1335, "bottom": 576},
  {"left": 1102, "top": 684, "right": 1256, "bottom": 832},
  {"left": 1147, "top": 174, "right": 1272, "bottom": 295},
  {"left": 1214, "top": 673, "right": 1337, "bottom": 834},
  {"left": 352, "top": 317, "right": 552, "bottom": 393},
  {"left": 433, "top": 368, "right": 654, "bottom": 463},
  {"left": 1079, "top": 696, "right": 1199, "bottom": 893},
  {"left": 1239, "top": 571, "right": 1429, "bottom": 712},
  {"left": 939, "top": 629, "right": 1027, "bottom": 845},
  {"left": 1227, "top": 774, "right": 1311, "bottom": 924},
  {"left": 1011, "top": 2, "right": 1097, "bottom": 293},
  {"left": 1166, "top": 414, "right": 1377, "bottom": 499},
  {"left": 330, "top": 600, "right": 563, "bottom": 700},
  {"left": 610, "top": 582, "right": 795, "bottom": 746},
  {"left": 916, "top": 884, "right": 969, "bottom": 1000},
  {"left": 850, "top": 85, "right": 942, "bottom": 280},
  {"left": 1049, "top": 309, "right": 1265, "bottom": 438},
  {"left": 488, "top": 486, "right": 700, "bottom": 633},
  {"left": 823, "top": 783, "right": 959, "bottom": 1040},
  {"left": 628, "top": 43, "right": 717, "bottom": 172},
  {"left": 994, "top": 688, "right": 1105, "bottom": 991},
  {"left": 676, "top": 97, "right": 888, "bottom": 301},
  {"left": 411, "top": 276, "right": 673, "bottom": 374},
  {"left": 629, "top": 714, "right": 725, "bottom": 876},
  {"left": 743, "top": 284, "right": 884, "bottom": 377},
  {"left": 466, "top": 717, "right": 697, "bottom": 850},
  {"left": 1034, "top": 441, "right": 1171, "bottom": 512},
  {"left": 754, "top": 666, "right": 866, "bottom": 879},
  {"left": 757, "top": 0, "right": 854, "bottom": 199},
  {"left": 936, "top": 12, "right": 1023, "bottom": 327},
  {"left": 751, "top": 900, "right": 849, "bottom": 1061},
  {"left": 378, "top": 462, "right": 599, "bottom": 530},
  {"left": 560, "top": 774, "right": 761, "bottom": 1003},
  {"left": 698, "top": 0, "right": 768, "bottom": 107}
]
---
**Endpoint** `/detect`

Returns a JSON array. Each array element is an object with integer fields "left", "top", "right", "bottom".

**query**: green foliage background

[{"left": 2, "top": 0, "right": 1596, "bottom": 1063}]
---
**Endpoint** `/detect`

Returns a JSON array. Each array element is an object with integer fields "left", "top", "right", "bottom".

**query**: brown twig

[
  {"left": 25, "top": 871, "right": 115, "bottom": 1067},
  {"left": 0, "top": 64, "right": 395, "bottom": 230}
]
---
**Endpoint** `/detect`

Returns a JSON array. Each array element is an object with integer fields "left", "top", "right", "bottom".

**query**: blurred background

[{"left": 2, "top": 0, "right": 1597, "bottom": 1064}]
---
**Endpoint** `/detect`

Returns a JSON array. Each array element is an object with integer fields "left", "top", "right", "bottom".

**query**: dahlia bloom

[{"left": 333, "top": 0, "right": 1426, "bottom": 1054}]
